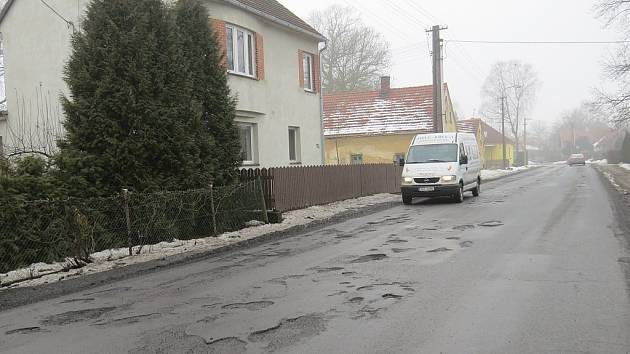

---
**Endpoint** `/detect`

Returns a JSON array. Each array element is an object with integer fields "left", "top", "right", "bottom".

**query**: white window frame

[
  {"left": 237, "top": 122, "right": 258, "bottom": 166},
  {"left": 226, "top": 24, "right": 256, "bottom": 78},
  {"left": 288, "top": 126, "right": 301, "bottom": 163},
  {"left": 303, "top": 52, "right": 314, "bottom": 92}
]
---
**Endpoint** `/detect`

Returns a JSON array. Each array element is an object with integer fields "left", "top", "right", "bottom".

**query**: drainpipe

[{"left": 318, "top": 40, "right": 328, "bottom": 165}]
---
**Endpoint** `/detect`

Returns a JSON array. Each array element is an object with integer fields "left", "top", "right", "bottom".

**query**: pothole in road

[
  {"left": 446, "top": 237, "right": 460, "bottom": 240},
  {"left": 59, "top": 298, "right": 95, "bottom": 304},
  {"left": 328, "top": 291, "right": 348, "bottom": 297},
  {"left": 247, "top": 314, "right": 326, "bottom": 352},
  {"left": 222, "top": 301, "right": 274, "bottom": 311},
  {"left": 207, "top": 337, "right": 248, "bottom": 353},
  {"left": 348, "top": 297, "right": 364, "bottom": 303},
  {"left": 479, "top": 221, "right": 504, "bottom": 227},
  {"left": 308, "top": 266, "right": 344, "bottom": 273},
  {"left": 41, "top": 307, "right": 117, "bottom": 326},
  {"left": 94, "top": 313, "right": 162, "bottom": 326},
  {"left": 85, "top": 287, "right": 132, "bottom": 296},
  {"left": 5, "top": 327, "right": 45, "bottom": 335},
  {"left": 130, "top": 326, "right": 247, "bottom": 354},
  {"left": 453, "top": 225, "right": 475, "bottom": 231},
  {"left": 386, "top": 239, "right": 408, "bottom": 244},
  {"left": 427, "top": 247, "right": 452, "bottom": 253},
  {"left": 350, "top": 254, "right": 388, "bottom": 263},
  {"left": 391, "top": 248, "right": 414, "bottom": 254},
  {"left": 459, "top": 241, "right": 474, "bottom": 248},
  {"left": 382, "top": 293, "right": 403, "bottom": 300}
]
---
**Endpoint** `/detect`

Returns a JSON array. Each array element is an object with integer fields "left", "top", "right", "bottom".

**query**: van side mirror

[
  {"left": 399, "top": 158, "right": 405, "bottom": 166},
  {"left": 460, "top": 155, "right": 468, "bottom": 165}
]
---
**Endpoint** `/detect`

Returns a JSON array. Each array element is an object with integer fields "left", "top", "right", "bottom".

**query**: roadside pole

[{"left": 501, "top": 96, "right": 507, "bottom": 170}]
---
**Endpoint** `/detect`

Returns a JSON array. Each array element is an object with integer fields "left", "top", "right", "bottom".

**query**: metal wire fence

[{"left": 0, "top": 180, "right": 267, "bottom": 278}]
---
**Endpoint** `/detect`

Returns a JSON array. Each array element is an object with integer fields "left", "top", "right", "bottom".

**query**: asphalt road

[{"left": 0, "top": 165, "right": 629, "bottom": 354}]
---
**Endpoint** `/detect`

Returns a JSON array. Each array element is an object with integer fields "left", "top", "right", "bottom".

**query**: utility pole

[
  {"left": 571, "top": 123, "right": 576, "bottom": 154},
  {"left": 427, "top": 25, "right": 447, "bottom": 133},
  {"left": 501, "top": 96, "right": 507, "bottom": 170},
  {"left": 523, "top": 118, "right": 528, "bottom": 166}
]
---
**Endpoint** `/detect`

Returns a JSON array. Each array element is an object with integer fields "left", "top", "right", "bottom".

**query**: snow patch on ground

[
  {"left": 589, "top": 159, "right": 608, "bottom": 165},
  {"left": 481, "top": 166, "right": 531, "bottom": 181},
  {"left": 619, "top": 163, "right": 630, "bottom": 171},
  {"left": 604, "top": 171, "right": 622, "bottom": 191},
  {"left": 0, "top": 193, "right": 400, "bottom": 290}
]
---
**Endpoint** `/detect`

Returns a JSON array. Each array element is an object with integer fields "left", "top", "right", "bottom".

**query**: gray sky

[{"left": 280, "top": 0, "right": 619, "bottom": 126}]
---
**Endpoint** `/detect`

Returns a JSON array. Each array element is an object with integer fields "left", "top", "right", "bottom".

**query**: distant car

[{"left": 567, "top": 154, "right": 586, "bottom": 166}]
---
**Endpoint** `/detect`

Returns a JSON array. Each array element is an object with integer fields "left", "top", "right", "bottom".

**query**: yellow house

[
  {"left": 456, "top": 118, "right": 486, "bottom": 166},
  {"left": 479, "top": 120, "right": 515, "bottom": 168},
  {"left": 323, "top": 77, "right": 457, "bottom": 165}
]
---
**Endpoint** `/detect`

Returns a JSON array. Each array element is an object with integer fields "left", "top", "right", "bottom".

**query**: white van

[{"left": 400, "top": 133, "right": 482, "bottom": 204}]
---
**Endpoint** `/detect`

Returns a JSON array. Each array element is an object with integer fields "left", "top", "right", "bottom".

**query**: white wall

[
  {"left": 206, "top": 1, "right": 323, "bottom": 167},
  {"left": 0, "top": 0, "right": 324, "bottom": 166},
  {"left": 0, "top": 0, "right": 85, "bottom": 155}
]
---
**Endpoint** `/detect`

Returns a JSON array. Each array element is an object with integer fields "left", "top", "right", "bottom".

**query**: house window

[
  {"left": 303, "top": 52, "right": 314, "bottom": 91},
  {"left": 238, "top": 123, "right": 257, "bottom": 165},
  {"left": 350, "top": 154, "right": 363, "bottom": 165},
  {"left": 226, "top": 24, "right": 256, "bottom": 77},
  {"left": 288, "top": 127, "right": 301, "bottom": 163}
]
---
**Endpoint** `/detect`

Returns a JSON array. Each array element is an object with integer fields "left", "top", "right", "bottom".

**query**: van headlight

[
  {"left": 441, "top": 175, "right": 457, "bottom": 183},
  {"left": 402, "top": 177, "right": 414, "bottom": 184}
]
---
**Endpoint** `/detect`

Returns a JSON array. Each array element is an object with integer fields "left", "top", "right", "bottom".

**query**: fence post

[
  {"left": 257, "top": 177, "right": 269, "bottom": 224},
  {"left": 122, "top": 189, "right": 133, "bottom": 256},
  {"left": 209, "top": 183, "right": 218, "bottom": 236}
]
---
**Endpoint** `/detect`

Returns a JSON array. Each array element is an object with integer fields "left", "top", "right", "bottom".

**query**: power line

[
  {"left": 447, "top": 39, "right": 630, "bottom": 44},
  {"left": 40, "top": 0, "right": 76, "bottom": 32}
]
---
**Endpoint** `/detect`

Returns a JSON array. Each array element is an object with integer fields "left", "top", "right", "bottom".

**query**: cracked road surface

[{"left": 1, "top": 165, "right": 629, "bottom": 353}]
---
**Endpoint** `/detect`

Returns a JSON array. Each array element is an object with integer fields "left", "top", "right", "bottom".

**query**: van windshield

[{"left": 406, "top": 144, "right": 458, "bottom": 164}]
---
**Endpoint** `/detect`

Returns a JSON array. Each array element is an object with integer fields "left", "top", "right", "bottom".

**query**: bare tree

[
  {"left": 595, "top": 0, "right": 630, "bottom": 125},
  {"left": 309, "top": 6, "right": 391, "bottom": 92},
  {"left": 481, "top": 60, "right": 540, "bottom": 162}
]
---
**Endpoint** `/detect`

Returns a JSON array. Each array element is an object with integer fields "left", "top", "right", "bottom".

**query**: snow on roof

[
  {"left": 457, "top": 118, "right": 481, "bottom": 134},
  {"left": 480, "top": 119, "right": 515, "bottom": 145},
  {"left": 323, "top": 86, "right": 435, "bottom": 137}
]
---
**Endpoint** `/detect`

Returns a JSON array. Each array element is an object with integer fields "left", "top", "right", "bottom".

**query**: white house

[{"left": 0, "top": 0, "right": 325, "bottom": 167}]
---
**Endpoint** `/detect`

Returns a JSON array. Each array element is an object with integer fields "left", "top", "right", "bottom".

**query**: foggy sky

[{"left": 280, "top": 0, "right": 619, "bottom": 128}]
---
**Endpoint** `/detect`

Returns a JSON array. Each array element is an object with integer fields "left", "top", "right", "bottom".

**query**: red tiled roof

[
  {"left": 226, "top": 0, "right": 322, "bottom": 39},
  {"left": 323, "top": 86, "right": 435, "bottom": 137},
  {"left": 457, "top": 118, "right": 482, "bottom": 135},
  {"left": 481, "top": 120, "right": 514, "bottom": 145}
]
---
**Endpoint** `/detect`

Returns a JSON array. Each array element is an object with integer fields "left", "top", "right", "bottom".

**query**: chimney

[{"left": 380, "top": 76, "right": 391, "bottom": 94}]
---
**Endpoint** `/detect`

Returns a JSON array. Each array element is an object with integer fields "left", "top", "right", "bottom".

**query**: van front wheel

[
  {"left": 454, "top": 183, "right": 464, "bottom": 203},
  {"left": 402, "top": 194, "right": 413, "bottom": 205}
]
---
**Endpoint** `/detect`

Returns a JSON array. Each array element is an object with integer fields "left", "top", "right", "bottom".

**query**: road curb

[{"left": 0, "top": 199, "right": 400, "bottom": 312}]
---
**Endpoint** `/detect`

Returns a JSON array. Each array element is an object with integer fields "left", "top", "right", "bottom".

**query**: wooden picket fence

[{"left": 240, "top": 164, "right": 403, "bottom": 212}]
